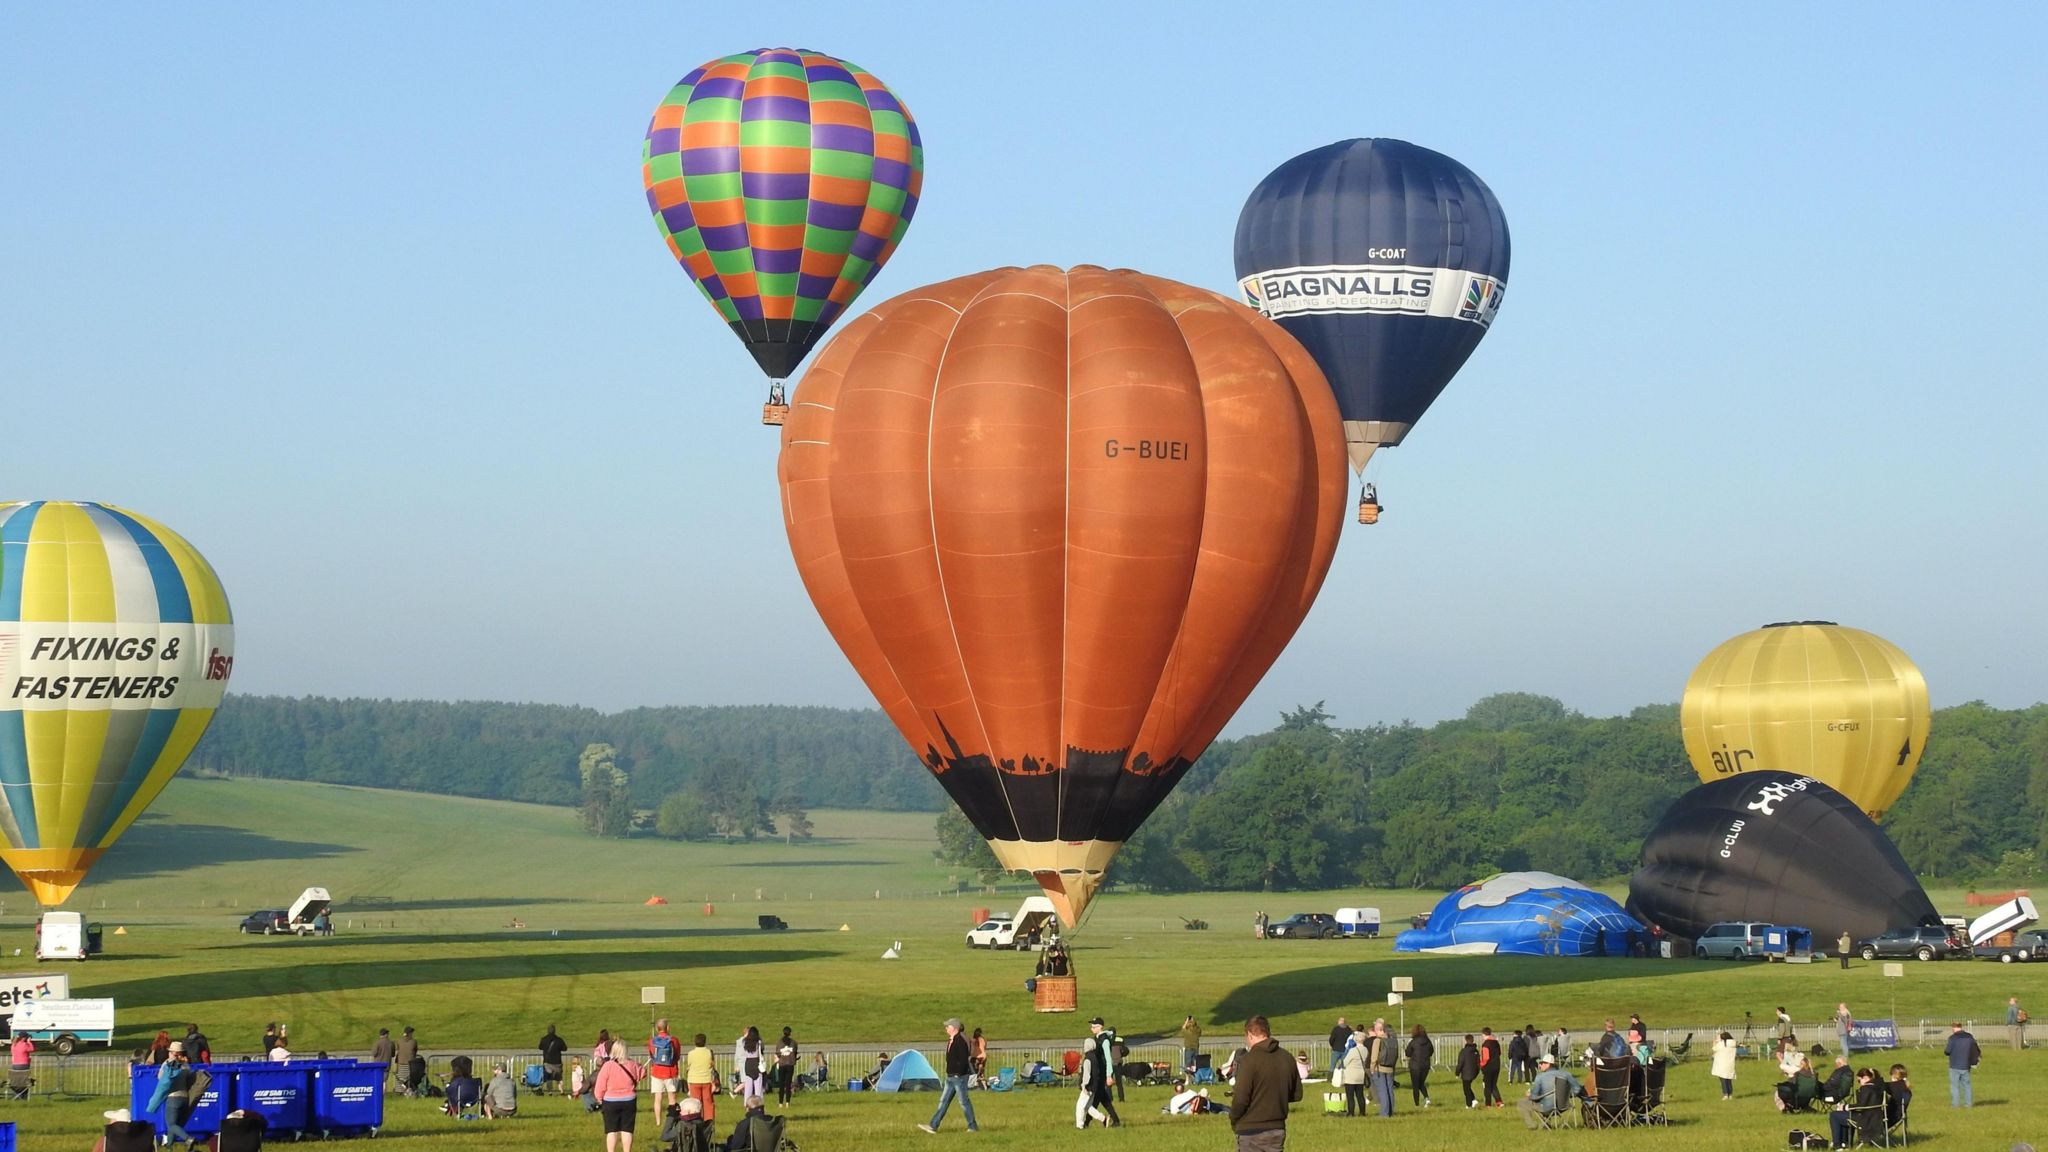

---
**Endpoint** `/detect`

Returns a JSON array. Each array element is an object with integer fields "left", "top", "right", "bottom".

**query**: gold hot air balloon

[
  {"left": 1680, "top": 621, "right": 1928, "bottom": 820},
  {"left": 0, "top": 501, "right": 235, "bottom": 905}
]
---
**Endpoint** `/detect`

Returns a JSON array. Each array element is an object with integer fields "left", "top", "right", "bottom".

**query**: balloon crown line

[{"left": 1761, "top": 620, "right": 1841, "bottom": 629}]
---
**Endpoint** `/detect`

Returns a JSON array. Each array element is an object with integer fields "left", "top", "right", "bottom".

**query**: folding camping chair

[
  {"left": 6, "top": 1067, "right": 32, "bottom": 1101},
  {"left": 524, "top": 1064, "right": 547, "bottom": 1091},
  {"left": 1633, "top": 1058, "right": 1669, "bottom": 1125},
  {"left": 1030, "top": 1066, "right": 1057, "bottom": 1087},
  {"left": 1534, "top": 1078, "right": 1582, "bottom": 1129},
  {"left": 988, "top": 1067, "right": 1017, "bottom": 1092},
  {"left": 1193, "top": 1066, "right": 1217, "bottom": 1085},
  {"left": 1058, "top": 1050, "right": 1082, "bottom": 1087},
  {"left": 1581, "top": 1060, "right": 1631, "bottom": 1129},
  {"left": 1666, "top": 1033, "right": 1694, "bottom": 1063}
]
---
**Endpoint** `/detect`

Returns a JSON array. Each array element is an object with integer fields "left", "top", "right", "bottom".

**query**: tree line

[
  {"left": 187, "top": 696, "right": 944, "bottom": 812},
  {"left": 938, "top": 695, "right": 2048, "bottom": 891},
  {"left": 191, "top": 691, "right": 2046, "bottom": 884}
]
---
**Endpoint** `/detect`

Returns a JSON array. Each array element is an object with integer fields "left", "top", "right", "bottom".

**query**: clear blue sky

[{"left": 5, "top": 5, "right": 2043, "bottom": 731}]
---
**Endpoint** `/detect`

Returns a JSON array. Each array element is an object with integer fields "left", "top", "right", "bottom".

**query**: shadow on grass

[
  {"left": 88, "top": 818, "right": 353, "bottom": 881},
  {"left": 333, "top": 897, "right": 552, "bottom": 912},
  {"left": 730, "top": 858, "right": 895, "bottom": 869},
  {"left": 1211, "top": 956, "right": 1705, "bottom": 1026},
  {"left": 92, "top": 947, "right": 836, "bottom": 1012},
  {"left": 203, "top": 927, "right": 833, "bottom": 949}
]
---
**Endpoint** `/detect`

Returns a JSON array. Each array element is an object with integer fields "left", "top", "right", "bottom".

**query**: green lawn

[
  {"left": 5, "top": 1048, "right": 2044, "bottom": 1152},
  {"left": 0, "top": 775, "right": 2043, "bottom": 1152}
]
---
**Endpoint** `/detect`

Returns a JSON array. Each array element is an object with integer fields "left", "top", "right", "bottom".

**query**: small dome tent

[{"left": 873, "top": 1048, "right": 941, "bottom": 1092}]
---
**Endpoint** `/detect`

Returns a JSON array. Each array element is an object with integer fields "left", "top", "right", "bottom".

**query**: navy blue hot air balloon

[{"left": 1234, "top": 139, "right": 1509, "bottom": 521}]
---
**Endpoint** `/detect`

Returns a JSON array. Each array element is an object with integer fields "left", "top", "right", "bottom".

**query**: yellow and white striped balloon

[{"left": 0, "top": 501, "right": 234, "bottom": 906}]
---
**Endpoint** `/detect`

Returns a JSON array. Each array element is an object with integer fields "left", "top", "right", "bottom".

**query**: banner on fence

[{"left": 1847, "top": 1019, "right": 1897, "bottom": 1051}]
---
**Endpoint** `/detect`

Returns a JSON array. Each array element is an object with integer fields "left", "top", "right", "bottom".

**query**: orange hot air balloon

[{"left": 779, "top": 265, "right": 1346, "bottom": 922}]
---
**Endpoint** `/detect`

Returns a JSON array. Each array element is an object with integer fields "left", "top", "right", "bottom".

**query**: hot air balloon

[
  {"left": 1627, "top": 772, "right": 1939, "bottom": 943},
  {"left": 0, "top": 501, "right": 234, "bottom": 906},
  {"left": 642, "top": 47, "right": 924, "bottom": 426},
  {"left": 779, "top": 265, "right": 1346, "bottom": 923},
  {"left": 1395, "top": 872, "right": 1642, "bottom": 957},
  {"left": 1681, "top": 621, "right": 1929, "bottom": 820},
  {"left": 1234, "top": 138, "right": 1509, "bottom": 523}
]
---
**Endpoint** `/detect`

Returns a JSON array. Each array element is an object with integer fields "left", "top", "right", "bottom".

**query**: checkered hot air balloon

[{"left": 642, "top": 48, "right": 924, "bottom": 422}]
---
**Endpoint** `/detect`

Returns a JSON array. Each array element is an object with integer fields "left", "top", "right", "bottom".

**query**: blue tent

[
  {"left": 1395, "top": 871, "right": 1641, "bottom": 957},
  {"left": 873, "top": 1048, "right": 941, "bottom": 1092}
]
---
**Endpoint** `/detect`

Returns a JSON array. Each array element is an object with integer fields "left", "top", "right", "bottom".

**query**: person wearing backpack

[
  {"left": 649, "top": 1021, "right": 682, "bottom": 1118},
  {"left": 734, "top": 1028, "right": 766, "bottom": 1102}
]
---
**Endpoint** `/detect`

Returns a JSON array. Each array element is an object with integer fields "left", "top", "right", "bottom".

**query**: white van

[
  {"left": 8, "top": 997, "right": 114, "bottom": 1055},
  {"left": 34, "top": 912, "right": 92, "bottom": 962},
  {"left": 964, "top": 896, "right": 1060, "bottom": 950}
]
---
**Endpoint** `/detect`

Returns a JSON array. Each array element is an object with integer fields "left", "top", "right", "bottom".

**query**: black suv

[
  {"left": 238, "top": 910, "right": 289, "bottom": 934},
  {"left": 1267, "top": 913, "right": 1341, "bottom": 939},
  {"left": 1858, "top": 926, "right": 1964, "bottom": 961}
]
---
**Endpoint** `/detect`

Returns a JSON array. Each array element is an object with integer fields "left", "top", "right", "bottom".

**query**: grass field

[
  {"left": 0, "top": 777, "right": 2043, "bottom": 1149},
  {"left": 7, "top": 1048, "right": 2044, "bottom": 1152}
]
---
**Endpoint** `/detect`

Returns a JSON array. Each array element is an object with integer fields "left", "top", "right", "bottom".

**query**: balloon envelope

[
  {"left": 1395, "top": 871, "right": 1641, "bottom": 957},
  {"left": 0, "top": 501, "right": 234, "bottom": 905},
  {"left": 1681, "top": 621, "right": 1928, "bottom": 819},
  {"left": 642, "top": 47, "right": 924, "bottom": 381},
  {"left": 778, "top": 265, "right": 1346, "bottom": 922},
  {"left": 1627, "top": 771, "right": 1939, "bottom": 943},
  {"left": 1234, "top": 138, "right": 1509, "bottom": 472}
]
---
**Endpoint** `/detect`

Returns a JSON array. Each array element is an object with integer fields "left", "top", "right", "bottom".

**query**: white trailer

[
  {"left": 34, "top": 911, "right": 92, "bottom": 961},
  {"left": 8, "top": 997, "right": 114, "bottom": 1055},
  {"left": 1968, "top": 896, "right": 2038, "bottom": 945},
  {"left": 287, "top": 887, "right": 333, "bottom": 934}
]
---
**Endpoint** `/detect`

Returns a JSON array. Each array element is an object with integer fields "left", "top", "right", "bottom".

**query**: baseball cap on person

[
  {"left": 168, "top": 1042, "right": 185, "bottom": 1054},
  {"left": 1089, "top": 1016, "right": 1105, "bottom": 1026},
  {"left": 1538, "top": 1055, "right": 1555, "bottom": 1066}
]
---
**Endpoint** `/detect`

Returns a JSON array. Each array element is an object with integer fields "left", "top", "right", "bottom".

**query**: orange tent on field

[{"left": 645, "top": 896, "right": 668, "bottom": 906}]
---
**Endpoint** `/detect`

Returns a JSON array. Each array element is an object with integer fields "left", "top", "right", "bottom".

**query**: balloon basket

[
  {"left": 1033, "top": 975, "right": 1077, "bottom": 1013},
  {"left": 761, "top": 403, "right": 789, "bottom": 426},
  {"left": 1357, "top": 500, "right": 1381, "bottom": 525}
]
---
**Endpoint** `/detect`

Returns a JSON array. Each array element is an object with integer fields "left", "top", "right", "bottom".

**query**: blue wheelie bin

[
  {"left": 234, "top": 1060, "right": 313, "bottom": 1136},
  {"left": 311, "top": 1060, "right": 386, "bottom": 1137},
  {"left": 130, "top": 1060, "right": 233, "bottom": 1140}
]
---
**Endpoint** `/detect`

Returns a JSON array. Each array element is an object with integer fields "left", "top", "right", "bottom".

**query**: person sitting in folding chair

[
  {"left": 1519, "top": 1055, "right": 1584, "bottom": 1129},
  {"left": 1582, "top": 1059, "right": 1632, "bottom": 1128},
  {"left": 1828, "top": 1067, "right": 1887, "bottom": 1149}
]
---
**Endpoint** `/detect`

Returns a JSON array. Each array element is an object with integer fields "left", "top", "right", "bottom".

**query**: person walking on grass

[
  {"left": 147, "top": 1041, "right": 196, "bottom": 1148},
  {"left": 919, "top": 1017, "right": 978, "bottom": 1134},
  {"left": 594, "top": 1039, "right": 646, "bottom": 1152},
  {"left": 1076, "top": 1034, "right": 1119, "bottom": 1128},
  {"left": 2007, "top": 997, "right": 2027, "bottom": 1051},
  {"left": 1710, "top": 1031, "right": 1738, "bottom": 1100},
  {"left": 1943, "top": 1021, "right": 1980, "bottom": 1108},
  {"left": 1480, "top": 1027, "right": 1504, "bottom": 1107},
  {"left": 648, "top": 1019, "right": 681, "bottom": 1118},
  {"left": 1228, "top": 1015, "right": 1300, "bottom": 1152},
  {"left": 1405, "top": 1025, "right": 1435, "bottom": 1108},
  {"left": 1455, "top": 1035, "right": 1480, "bottom": 1108}
]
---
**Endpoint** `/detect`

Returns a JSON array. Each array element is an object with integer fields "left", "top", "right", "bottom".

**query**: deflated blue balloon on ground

[{"left": 1395, "top": 871, "right": 1641, "bottom": 957}]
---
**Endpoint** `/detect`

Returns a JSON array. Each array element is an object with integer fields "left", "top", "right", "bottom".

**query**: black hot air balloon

[{"left": 1627, "top": 771, "right": 1938, "bottom": 944}]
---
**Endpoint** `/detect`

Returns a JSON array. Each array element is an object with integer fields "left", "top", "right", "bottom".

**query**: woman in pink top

[{"left": 594, "top": 1040, "right": 645, "bottom": 1151}]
